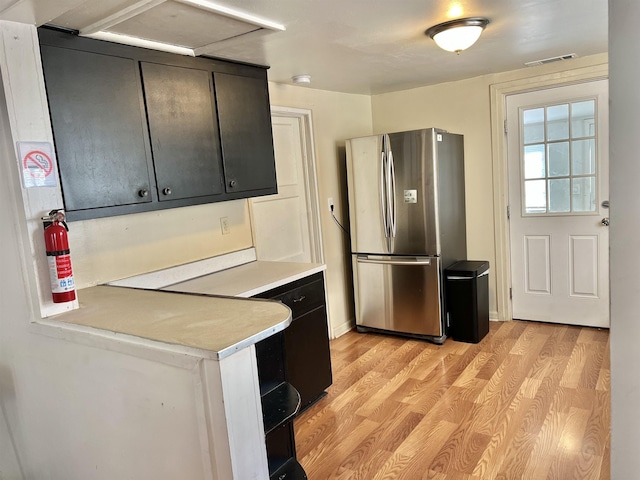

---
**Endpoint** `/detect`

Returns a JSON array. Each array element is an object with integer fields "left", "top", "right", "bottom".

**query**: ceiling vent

[{"left": 525, "top": 53, "right": 578, "bottom": 67}]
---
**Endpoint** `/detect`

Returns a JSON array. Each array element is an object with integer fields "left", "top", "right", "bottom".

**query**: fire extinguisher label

[{"left": 48, "top": 255, "right": 75, "bottom": 293}]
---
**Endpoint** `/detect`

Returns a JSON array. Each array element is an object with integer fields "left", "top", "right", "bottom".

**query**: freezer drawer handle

[{"left": 357, "top": 257, "right": 432, "bottom": 266}]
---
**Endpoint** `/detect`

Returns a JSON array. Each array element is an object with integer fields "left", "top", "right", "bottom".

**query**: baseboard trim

[{"left": 332, "top": 318, "right": 355, "bottom": 339}]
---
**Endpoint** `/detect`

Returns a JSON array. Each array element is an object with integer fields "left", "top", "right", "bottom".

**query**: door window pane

[
  {"left": 572, "top": 139, "right": 596, "bottom": 175},
  {"left": 547, "top": 104, "right": 569, "bottom": 141},
  {"left": 523, "top": 108, "right": 544, "bottom": 144},
  {"left": 572, "top": 177, "right": 596, "bottom": 212},
  {"left": 549, "top": 178, "right": 570, "bottom": 212},
  {"left": 548, "top": 142, "right": 569, "bottom": 177},
  {"left": 571, "top": 100, "right": 595, "bottom": 137},
  {"left": 520, "top": 97, "right": 598, "bottom": 215},
  {"left": 524, "top": 144, "right": 545, "bottom": 179},
  {"left": 525, "top": 180, "right": 547, "bottom": 214}
]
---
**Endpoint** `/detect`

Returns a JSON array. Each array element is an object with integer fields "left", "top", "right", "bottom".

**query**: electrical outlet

[
  {"left": 220, "top": 217, "right": 230, "bottom": 235},
  {"left": 328, "top": 197, "right": 334, "bottom": 211}
]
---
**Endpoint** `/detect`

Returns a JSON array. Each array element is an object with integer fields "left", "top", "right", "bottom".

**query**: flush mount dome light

[{"left": 425, "top": 17, "right": 490, "bottom": 54}]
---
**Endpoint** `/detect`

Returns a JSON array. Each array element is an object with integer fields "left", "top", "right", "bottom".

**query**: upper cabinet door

[
  {"left": 214, "top": 72, "right": 277, "bottom": 194},
  {"left": 141, "top": 62, "right": 224, "bottom": 201},
  {"left": 41, "top": 46, "right": 154, "bottom": 211}
]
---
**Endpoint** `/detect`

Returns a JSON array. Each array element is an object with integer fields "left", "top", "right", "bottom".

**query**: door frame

[
  {"left": 489, "top": 63, "right": 608, "bottom": 321},
  {"left": 250, "top": 105, "right": 324, "bottom": 263}
]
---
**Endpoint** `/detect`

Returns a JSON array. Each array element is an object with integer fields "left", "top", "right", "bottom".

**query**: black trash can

[{"left": 445, "top": 261, "right": 490, "bottom": 343}]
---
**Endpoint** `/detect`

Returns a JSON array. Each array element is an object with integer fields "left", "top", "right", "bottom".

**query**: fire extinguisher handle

[{"left": 46, "top": 209, "right": 70, "bottom": 231}]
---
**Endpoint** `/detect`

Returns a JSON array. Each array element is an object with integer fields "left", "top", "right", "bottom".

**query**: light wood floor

[{"left": 294, "top": 320, "right": 610, "bottom": 479}]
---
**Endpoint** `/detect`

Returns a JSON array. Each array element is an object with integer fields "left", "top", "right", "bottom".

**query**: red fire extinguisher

[{"left": 43, "top": 209, "right": 76, "bottom": 303}]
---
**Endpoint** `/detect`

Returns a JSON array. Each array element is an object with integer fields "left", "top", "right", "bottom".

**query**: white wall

[
  {"left": 70, "top": 200, "right": 252, "bottom": 288},
  {"left": 609, "top": 1, "right": 639, "bottom": 476},
  {"left": 268, "top": 83, "right": 373, "bottom": 337},
  {"left": 371, "top": 53, "right": 608, "bottom": 319},
  {"left": 0, "top": 116, "right": 28, "bottom": 478}
]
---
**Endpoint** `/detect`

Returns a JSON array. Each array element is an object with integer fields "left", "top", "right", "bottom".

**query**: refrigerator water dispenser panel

[{"left": 404, "top": 190, "right": 418, "bottom": 203}]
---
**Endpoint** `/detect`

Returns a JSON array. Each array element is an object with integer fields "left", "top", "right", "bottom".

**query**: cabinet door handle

[
  {"left": 138, "top": 188, "right": 149, "bottom": 198},
  {"left": 228, "top": 179, "right": 237, "bottom": 188},
  {"left": 293, "top": 295, "right": 306, "bottom": 303},
  {"left": 162, "top": 187, "right": 172, "bottom": 196}
]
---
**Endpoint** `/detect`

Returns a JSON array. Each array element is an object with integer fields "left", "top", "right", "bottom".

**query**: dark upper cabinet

[
  {"left": 215, "top": 72, "right": 277, "bottom": 194},
  {"left": 141, "top": 62, "right": 224, "bottom": 201},
  {"left": 40, "top": 45, "right": 154, "bottom": 211},
  {"left": 38, "top": 27, "right": 277, "bottom": 221}
]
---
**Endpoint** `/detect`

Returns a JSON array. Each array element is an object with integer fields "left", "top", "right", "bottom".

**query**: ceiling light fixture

[
  {"left": 425, "top": 17, "right": 490, "bottom": 54},
  {"left": 292, "top": 75, "right": 311, "bottom": 85}
]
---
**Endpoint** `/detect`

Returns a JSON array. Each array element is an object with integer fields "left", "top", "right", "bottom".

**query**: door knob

[{"left": 601, "top": 217, "right": 610, "bottom": 226}]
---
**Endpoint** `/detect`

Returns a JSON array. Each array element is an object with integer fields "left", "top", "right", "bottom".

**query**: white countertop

[
  {"left": 54, "top": 285, "right": 292, "bottom": 359},
  {"left": 61, "top": 251, "right": 325, "bottom": 360},
  {"left": 162, "top": 261, "right": 326, "bottom": 298},
  {"left": 163, "top": 261, "right": 326, "bottom": 297}
]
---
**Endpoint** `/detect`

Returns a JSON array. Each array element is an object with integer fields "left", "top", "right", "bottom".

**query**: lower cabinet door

[{"left": 284, "top": 306, "right": 333, "bottom": 410}]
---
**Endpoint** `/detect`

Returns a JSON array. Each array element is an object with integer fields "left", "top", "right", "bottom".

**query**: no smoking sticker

[{"left": 18, "top": 141, "right": 58, "bottom": 188}]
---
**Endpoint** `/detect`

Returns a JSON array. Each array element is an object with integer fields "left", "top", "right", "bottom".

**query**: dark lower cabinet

[
  {"left": 284, "top": 306, "right": 332, "bottom": 410},
  {"left": 255, "top": 272, "right": 333, "bottom": 412},
  {"left": 255, "top": 332, "right": 307, "bottom": 479},
  {"left": 254, "top": 271, "right": 332, "bottom": 479}
]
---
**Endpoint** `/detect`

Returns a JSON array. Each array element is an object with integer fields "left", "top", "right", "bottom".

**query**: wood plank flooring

[{"left": 294, "top": 320, "right": 610, "bottom": 479}]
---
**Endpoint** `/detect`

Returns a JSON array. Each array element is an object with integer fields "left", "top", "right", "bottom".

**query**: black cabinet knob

[
  {"left": 138, "top": 188, "right": 149, "bottom": 198},
  {"left": 162, "top": 187, "right": 172, "bottom": 196},
  {"left": 229, "top": 180, "right": 237, "bottom": 188}
]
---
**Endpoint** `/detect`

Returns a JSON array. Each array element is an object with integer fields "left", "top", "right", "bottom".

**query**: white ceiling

[{"left": 0, "top": 0, "right": 608, "bottom": 95}]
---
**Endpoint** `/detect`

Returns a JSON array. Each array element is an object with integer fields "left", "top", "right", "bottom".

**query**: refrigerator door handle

[
  {"left": 384, "top": 134, "right": 393, "bottom": 242},
  {"left": 388, "top": 149, "right": 397, "bottom": 238},
  {"left": 357, "top": 256, "right": 433, "bottom": 266},
  {"left": 380, "top": 149, "right": 389, "bottom": 238}
]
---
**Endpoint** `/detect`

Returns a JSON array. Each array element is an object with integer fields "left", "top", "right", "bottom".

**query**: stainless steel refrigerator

[{"left": 345, "top": 128, "right": 466, "bottom": 344}]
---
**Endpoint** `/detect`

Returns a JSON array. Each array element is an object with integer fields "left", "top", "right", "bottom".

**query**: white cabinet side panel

[{"left": 202, "top": 347, "right": 268, "bottom": 480}]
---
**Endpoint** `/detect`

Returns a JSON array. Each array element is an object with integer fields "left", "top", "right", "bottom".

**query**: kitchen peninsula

[
  {"left": 42, "top": 248, "right": 329, "bottom": 480},
  {"left": 49, "top": 284, "right": 293, "bottom": 479}
]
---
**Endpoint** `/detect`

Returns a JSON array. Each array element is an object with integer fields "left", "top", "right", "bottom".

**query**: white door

[
  {"left": 250, "top": 111, "right": 322, "bottom": 263},
  {"left": 507, "top": 80, "right": 609, "bottom": 328}
]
